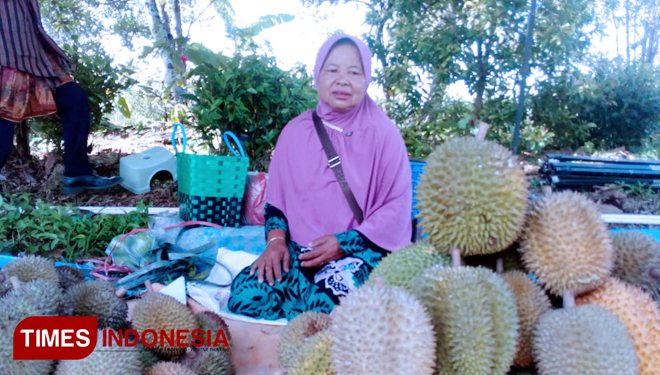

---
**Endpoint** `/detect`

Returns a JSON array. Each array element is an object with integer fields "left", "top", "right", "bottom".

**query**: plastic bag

[
  {"left": 105, "top": 215, "right": 183, "bottom": 271},
  {"left": 106, "top": 231, "right": 158, "bottom": 270},
  {"left": 241, "top": 171, "right": 268, "bottom": 226}
]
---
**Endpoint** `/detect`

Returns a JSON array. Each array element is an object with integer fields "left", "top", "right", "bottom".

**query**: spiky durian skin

[
  {"left": 328, "top": 283, "right": 436, "bottom": 375},
  {"left": 278, "top": 311, "right": 330, "bottom": 371},
  {"left": 520, "top": 191, "right": 613, "bottom": 296},
  {"left": 0, "top": 320, "right": 55, "bottom": 375},
  {"left": 533, "top": 305, "right": 639, "bottom": 375},
  {"left": 0, "top": 279, "right": 72, "bottom": 323},
  {"left": 67, "top": 280, "right": 128, "bottom": 330},
  {"left": 415, "top": 137, "right": 529, "bottom": 256},
  {"left": 139, "top": 343, "right": 162, "bottom": 370},
  {"left": 502, "top": 270, "right": 551, "bottom": 368},
  {"left": 611, "top": 231, "right": 660, "bottom": 299},
  {"left": 56, "top": 265, "right": 85, "bottom": 289},
  {"left": 410, "top": 265, "right": 518, "bottom": 375},
  {"left": 193, "top": 311, "right": 232, "bottom": 351},
  {"left": 55, "top": 329, "right": 143, "bottom": 375},
  {"left": 289, "top": 332, "right": 335, "bottom": 375},
  {"left": 1, "top": 254, "right": 59, "bottom": 284},
  {"left": 575, "top": 278, "right": 660, "bottom": 375},
  {"left": 367, "top": 241, "right": 450, "bottom": 289},
  {"left": 131, "top": 292, "right": 200, "bottom": 357},
  {"left": 144, "top": 362, "right": 199, "bottom": 375},
  {"left": 190, "top": 350, "right": 236, "bottom": 375}
]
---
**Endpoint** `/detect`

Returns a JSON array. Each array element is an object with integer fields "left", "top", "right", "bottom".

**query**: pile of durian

[
  {"left": 0, "top": 255, "right": 236, "bottom": 375},
  {"left": 279, "top": 124, "right": 660, "bottom": 375}
]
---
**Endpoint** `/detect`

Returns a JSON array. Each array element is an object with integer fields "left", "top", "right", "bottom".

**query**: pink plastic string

[{"left": 85, "top": 220, "right": 224, "bottom": 281}]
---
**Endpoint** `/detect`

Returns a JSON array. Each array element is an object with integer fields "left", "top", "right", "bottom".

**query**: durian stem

[
  {"left": 144, "top": 280, "right": 154, "bottom": 293},
  {"left": 496, "top": 258, "right": 504, "bottom": 274},
  {"left": 563, "top": 290, "right": 575, "bottom": 308},
  {"left": 475, "top": 121, "right": 490, "bottom": 141},
  {"left": 451, "top": 248, "right": 462, "bottom": 268},
  {"left": 115, "top": 286, "right": 128, "bottom": 298},
  {"left": 649, "top": 266, "right": 660, "bottom": 280},
  {"left": 9, "top": 276, "right": 20, "bottom": 290}
]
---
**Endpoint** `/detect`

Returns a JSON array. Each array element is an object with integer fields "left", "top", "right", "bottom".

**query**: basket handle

[
  {"left": 172, "top": 123, "right": 187, "bottom": 154},
  {"left": 223, "top": 131, "right": 246, "bottom": 157}
]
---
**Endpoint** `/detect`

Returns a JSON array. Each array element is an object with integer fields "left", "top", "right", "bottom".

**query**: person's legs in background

[
  {"left": 53, "top": 82, "right": 122, "bottom": 193},
  {"left": 0, "top": 118, "right": 16, "bottom": 196},
  {"left": 53, "top": 81, "right": 93, "bottom": 177}
]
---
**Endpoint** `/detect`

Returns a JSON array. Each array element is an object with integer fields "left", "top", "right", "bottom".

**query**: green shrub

[
  {"left": 532, "top": 59, "right": 660, "bottom": 150},
  {"left": 0, "top": 195, "right": 150, "bottom": 261},
  {"left": 183, "top": 44, "right": 318, "bottom": 171},
  {"left": 29, "top": 39, "right": 137, "bottom": 150}
]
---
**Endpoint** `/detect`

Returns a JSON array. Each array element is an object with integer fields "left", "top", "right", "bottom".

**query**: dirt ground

[
  {"left": 3, "top": 130, "right": 660, "bottom": 227},
  {"left": 1, "top": 128, "right": 181, "bottom": 207}
]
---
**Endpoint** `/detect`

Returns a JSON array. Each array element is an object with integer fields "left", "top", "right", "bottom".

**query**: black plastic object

[{"left": 539, "top": 154, "right": 660, "bottom": 190}]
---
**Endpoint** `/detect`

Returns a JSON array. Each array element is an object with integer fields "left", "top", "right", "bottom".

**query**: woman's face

[{"left": 318, "top": 43, "right": 367, "bottom": 112}]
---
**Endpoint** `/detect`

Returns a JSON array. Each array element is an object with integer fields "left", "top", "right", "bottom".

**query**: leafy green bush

[
  {"left": 0, "top": 195, "right": 150, "bottom": 261},
  {"left": 183, "top": 44, "right": 318, "bottom": 171},
  {"left": 532, "top": 59, "right": 660, "bottom": 150},
  {"left": 29, "top": 39, "right": 137, "bottom": 150}
]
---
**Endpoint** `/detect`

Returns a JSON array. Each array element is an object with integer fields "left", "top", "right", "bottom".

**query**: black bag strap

[{"left": 312, "top": 111, "right": 364, "bottom": 224}]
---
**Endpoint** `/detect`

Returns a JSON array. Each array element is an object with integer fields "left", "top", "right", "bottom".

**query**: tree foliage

[
  {"left": 29, "top": 39, "right": 138, "bottom": 150},
  {"left": 182, "top": 44, "right": 318, "bottom": 171},
  {"left": 532, "top": 58, "right": 660, "bottom": 150}
]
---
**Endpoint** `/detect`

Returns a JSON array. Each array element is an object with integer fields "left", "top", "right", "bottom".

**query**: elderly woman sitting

[{"left": 227, "top": 33, "right": 413, "bottom": 320}]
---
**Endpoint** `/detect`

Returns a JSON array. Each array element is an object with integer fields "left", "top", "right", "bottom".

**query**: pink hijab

[{"left": 265, "top": 33, "right": 412, "bottom": 251}]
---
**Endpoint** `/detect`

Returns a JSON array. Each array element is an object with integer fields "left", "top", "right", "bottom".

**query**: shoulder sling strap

[{"left": 311, "top": 111, "right": 364, "bottom": 224}]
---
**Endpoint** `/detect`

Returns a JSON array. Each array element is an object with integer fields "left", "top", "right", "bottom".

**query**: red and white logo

[{"left": 13, "top": 316, "right": 98, "bottom": 360}]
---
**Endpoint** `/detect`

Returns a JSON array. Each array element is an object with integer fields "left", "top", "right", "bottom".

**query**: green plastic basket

[{"left": 172, "top": 124, "right": 249, "bottom": 227}]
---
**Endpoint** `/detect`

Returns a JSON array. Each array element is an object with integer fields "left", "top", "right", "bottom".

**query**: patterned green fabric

[
  {"left": 227, "top": 204, "right": 387, "bottom": 321},
  {"left": 264, "top": 203, "right": 288, "bottom": 237}
]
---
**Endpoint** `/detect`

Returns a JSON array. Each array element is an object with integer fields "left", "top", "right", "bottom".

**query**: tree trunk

[
  {"left": 174, "top": 0, "right": 186, "bottom": 82},
  {"left": 145, "top": 0, "right": 180, "bottom": 100},
  {"left": 612, "top": 12, "right": 620, "bottom": 58},
  {"left": 473, "top": 41, "right": 487, "bottom": 122},
  {"left": 644, "top": 4, "right": 659, "bottom": 64},
  {"left": 626, "top": 0, "right": 631, "bottom": 63},
  {"left": 14, "top": 121, "right": 31, "bottom": 160}
]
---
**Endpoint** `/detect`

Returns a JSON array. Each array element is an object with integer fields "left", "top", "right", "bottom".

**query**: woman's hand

[
  {"left": 250, "top": 235, "right": 289, "bottom": 286},
  {"left": 299, "top": 234, "right": 344, "bottom": 268}
]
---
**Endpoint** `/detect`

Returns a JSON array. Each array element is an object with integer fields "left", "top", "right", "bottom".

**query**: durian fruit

[
  {"left": 533, "top": 304, "right": 639, "bottom": 375},
  {"left": 328, "top": 282, "right": 436, "bottom": 375},
  {"left": 0, "top": 320, "right": 55, "bottom": 375},
  {"left": 139, "top": 343, "right": 162, "bottom": 370},
  {"left": 610, "top": 231, "right": 660, "bottom": 299},
  {"left": 193, "top": 311, "right": 232, "bottom": 351},
  {"left": 55, "top": 329, "right": 143, "bottom": 375},
  {"left": 56, "top": 265, "right": 85, "bottom": 289},
  {"left": 501, "top": 270, "right": 551, "bottom": 368},
  {"left": 410, "top": 265, "right": 519, "bottom": 375},
  {"left": 0, "top": 254, "right": 59, "bottom": 284},
  {"left": 575, "top": 278, "right": 660, "bottom": 375},
  {"left": 0, "top": 278, "right": 72, "bottom": 323},
  {"left": 131, "top": 291, "right": 200, "bottom": 357},
  {"left": 415, "top": 136, "right": 529, "bottom": 256},
  {"left": 288, "top": 332, "right": 335, "bottom": 375},
  {"left": 67, "top": 280, "right": 128, "bottom": 330},
  {"left": 189, "top": 350, "right": 236, "bottom": 375},
  {"left": 519, "top": 190, "right": 613, "bottom": 296},
  {"left": 144, "top": 362, "right": 198, "bottom": 375},
  {"left": 278, "top": 311, "right": 330, "bottom": 371},
  {"left": 367, "top": 240, "right": 450, "bottom": 289}
]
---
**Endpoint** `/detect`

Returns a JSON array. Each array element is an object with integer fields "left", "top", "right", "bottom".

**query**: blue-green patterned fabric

[{"left": 227, "top": 204, "right": 386, "bottom": 321}]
